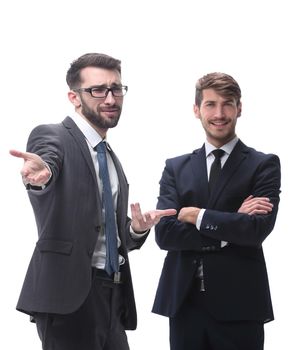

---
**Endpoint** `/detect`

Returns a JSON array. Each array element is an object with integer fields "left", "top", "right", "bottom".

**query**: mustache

[{"left": 100, "top": 106, "right": 121, "bottom": 112}]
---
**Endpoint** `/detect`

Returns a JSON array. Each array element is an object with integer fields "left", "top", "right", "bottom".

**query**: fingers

[
  {"left": 238, "top": 196, "right": 273, "bottom": 215},
  {"left": 130, "top": 204, "right": 176, "bottom": 220},
  {"left": 156, "top": 209, "right": 177, "bottom": 218},
  {"left": 9, "top": 149, "right": 39, "bottom": 161},
  {"left": 249, "top": 201, "right": 273, "bottom": 215},
  {"left": 22, "top": 168, "right": 50, "bottom": 187},
  {"left": 10, "top": 150, "right": 51, "bottom": 187},
  {"left": 243, "top": 195, "right": 253, "bottom": 202},
  {"left": 130, "top": 203, "right": 142, "bottom": 220},
  {"left": 9, "top": 149, "right": 33, "bottom": 161},
  {"left": 130, "top": 203, "right": 152, "bottom": 232},
  {"left": 130, "top": 203, "right": 177, "bottom": 232},
  {"left": 247, "top": 198, "right": 273, "bottom": 211},
  {"left": 248, "top": 209, "right": 271, "bottom": 215}
]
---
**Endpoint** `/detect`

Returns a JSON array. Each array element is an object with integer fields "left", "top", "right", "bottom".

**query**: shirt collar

[
  {"left": 205, "top": 136, "right": 239, "bottom": 157},
  {"left": 70, "top": 112, "right": 107, "bottom": 149}
]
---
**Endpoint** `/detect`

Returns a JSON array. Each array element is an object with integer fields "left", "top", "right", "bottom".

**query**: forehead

[
  {"left": 201, "top": 88, "right": 236, "bottom": 103},
  {"left": 80, "top": 66, "right": 121, "bottom": 86}
]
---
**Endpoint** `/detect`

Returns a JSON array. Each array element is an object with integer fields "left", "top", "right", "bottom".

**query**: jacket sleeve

[
  {"left": 155, "top": 159, "right": 210, "bottom": 251},
  {"left": 200, "top": 154, "right": 281, "bottom": 247},
  {"left": 26, "top": 124, "right": 64, "bottom": 190}
]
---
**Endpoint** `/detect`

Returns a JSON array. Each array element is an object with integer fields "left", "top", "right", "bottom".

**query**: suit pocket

[{"left": 36, "top": 239, "right": 73, "bottom": 255}]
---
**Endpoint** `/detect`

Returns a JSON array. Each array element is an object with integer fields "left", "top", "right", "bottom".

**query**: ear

[
  {"left": 68, "top": 91, "right": 81, "bottom": 108},
  {"left": 193, "top": 104, "right": 201, "bottom": 120},
  {"left": 237, "top": 101, "right": 242, "bottom": 118}
]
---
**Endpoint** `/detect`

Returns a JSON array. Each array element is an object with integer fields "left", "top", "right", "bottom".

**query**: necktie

[
  {"left": 96, "top": 141, "right": 119, "bottom": 275},
  {"left": 208, "top": 149, "right": 225, "bottom": 193}
]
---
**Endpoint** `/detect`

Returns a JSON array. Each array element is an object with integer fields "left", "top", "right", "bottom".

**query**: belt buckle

[{"left": 113, "top": 271, "right": 122, "bottom": 284}]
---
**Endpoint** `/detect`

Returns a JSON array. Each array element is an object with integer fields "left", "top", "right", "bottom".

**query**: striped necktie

[{"left": 95, "top": 141, "right": 119, "bottom": 275}]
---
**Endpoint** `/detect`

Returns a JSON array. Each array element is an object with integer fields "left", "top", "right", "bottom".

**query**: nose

[
  {"left": 214, "top": 105, "right": 225, "bottom": 118},
  {"left": 104, "top": 90, "right": 116, "bottom": 104}
]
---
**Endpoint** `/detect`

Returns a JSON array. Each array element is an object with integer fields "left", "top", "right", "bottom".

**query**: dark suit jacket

[
  {"left": 16, "top": 117, "right": 147, "bottom": 330},
  {"left": 152, "top": 140, "right": 281, "bottom": 323}
]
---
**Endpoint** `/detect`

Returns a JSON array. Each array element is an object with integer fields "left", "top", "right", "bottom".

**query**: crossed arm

[{"left": 178, "top": 195, "right": 273, "bottom": 226}]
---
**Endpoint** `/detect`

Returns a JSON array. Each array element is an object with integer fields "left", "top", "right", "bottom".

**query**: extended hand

[
  {"left": 238, "top": 195, "right": 273, "bottom": 215},
  {"left": 130, "top": 203, "right": 177, "bottom": 233},
  {"left": 10, "top": 149, "right": 51, "bottom": 187}
]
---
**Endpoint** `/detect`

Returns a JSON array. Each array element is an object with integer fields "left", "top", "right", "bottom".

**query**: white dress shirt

[
  {"left": 70, "top": 113, "right": 144, "bottom": 269},
  {"left": 196, "top": 137, "right": 239, "bottom": 247}
]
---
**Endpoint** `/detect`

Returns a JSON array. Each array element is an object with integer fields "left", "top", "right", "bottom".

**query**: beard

[{"left": 81, "top": 99, "right": 121, "bottom": 130}]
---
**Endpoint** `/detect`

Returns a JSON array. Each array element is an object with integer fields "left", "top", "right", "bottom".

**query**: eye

[
  {"left": 92, "top": 87, "right": 107, "bottom": 93},
  {"left": 90, "top": 86, "right": 108, "bottom": 98},
  {"left": 112, "top": 86, "right": 123, "bottom": 94},
  {"left": 224, "top": 101, "right": 236, "bottom": 107}
]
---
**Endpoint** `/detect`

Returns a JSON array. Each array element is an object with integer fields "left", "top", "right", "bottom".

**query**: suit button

[
  {"left": 206, "top": 224, "right": 210, "bottom": 229},
  {"left": 192, "top": 259, "right": 197, "bottom": 265},
  {"left": 95, "top": 226, "right": 101, "bottom": 232}
]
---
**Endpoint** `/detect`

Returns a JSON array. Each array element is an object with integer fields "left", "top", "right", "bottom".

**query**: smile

[{"left": 211, "top": 121, "right": 228, "bottom": 126}]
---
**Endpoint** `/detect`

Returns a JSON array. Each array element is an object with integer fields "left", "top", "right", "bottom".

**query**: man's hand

[
  {"left": 238, "top": 195, "right": 273, "bottom": 215},
  {"left": 10, "top": 149, "right": 51, "bottom": 187},
  {"left": 130, "top": 203, "right": 177, "bottom": 233},
  {"left": 178, "top": 207, "right": 201, "bottom": 225}
]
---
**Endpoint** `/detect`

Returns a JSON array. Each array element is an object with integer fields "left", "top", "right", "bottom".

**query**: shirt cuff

[
  {"left": 196, "top": 208, "right": 205, "bottom": 230},
  {"left": 130, "top": 226, "right": 149, "bottom": 238}
]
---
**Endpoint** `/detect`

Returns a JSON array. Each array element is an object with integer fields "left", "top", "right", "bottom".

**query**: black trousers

[
  {"left": 34, "top": 269, "right": 129, "bottom": 350},
  {"left": 170, "top": 280, "right": 264, "bottom": 350}
]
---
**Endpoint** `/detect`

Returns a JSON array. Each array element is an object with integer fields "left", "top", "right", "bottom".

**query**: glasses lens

[
  {"left": 89, "top": 85, "right": 127, "bottom": 98},
  {"left": 112, "top": 86, "right": 127, "bottom": 97},
  {"left": 91, "top": 87, "right": 108, "bottom": 98}
]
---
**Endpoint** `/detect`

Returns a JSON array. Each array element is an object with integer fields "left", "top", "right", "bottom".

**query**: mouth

[
  {"left": 101, "top": 108, "right": 120, "bottom": 117},
  {"left": 210, "top": 120, "right": 228, "bottom": 127}
]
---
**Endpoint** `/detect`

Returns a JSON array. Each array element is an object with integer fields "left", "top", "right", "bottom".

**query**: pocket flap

[{"left": 37, "top": 239, "right": 73, "bottom": 255}]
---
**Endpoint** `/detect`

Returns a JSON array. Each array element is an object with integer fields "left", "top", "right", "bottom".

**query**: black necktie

[
  {"left": 95, "top": 141, "right": 119, "bottom": 275},
  {"left": 208, "top": 149, "right": 225, "bottom": 193}
]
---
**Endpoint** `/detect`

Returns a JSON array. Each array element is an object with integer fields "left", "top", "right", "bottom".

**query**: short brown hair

[
  {"left": 195, "top": 72, "right": 241, "bottom": 107},
  {"left": 66, "top": 53, "right": 121, "bottom": 89}
]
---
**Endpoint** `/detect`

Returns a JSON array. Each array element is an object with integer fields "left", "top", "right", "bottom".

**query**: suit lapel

[
  {"left": 62, "top": 117, "right": 98, "bottom": 185},
  {"left": 190, "top": 145, "right": 209, "bottom": 207},
  {"left": 207, "top": 140, "right": 249, "bottom": 208},
  {"left": 62, "top": 116, "right": 103, "bottom": 216},
  {"left": 109, "top": 148, "right": 128, "bottom": 213},
  {"left": 108, "top": 147, "right": 129, "bottom": 249}
]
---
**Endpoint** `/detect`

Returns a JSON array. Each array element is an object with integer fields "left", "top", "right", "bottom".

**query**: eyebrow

[
  {"left": 88, "top": 83, "right": 122, "bottom": 88},
  {"left": 204, "top": 98, "right": 235, "bottom": 104}
]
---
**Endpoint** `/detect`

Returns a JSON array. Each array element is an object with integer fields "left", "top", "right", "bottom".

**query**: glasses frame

[{"left": 73, "top": 85, "right": 128, "bottom": 99}]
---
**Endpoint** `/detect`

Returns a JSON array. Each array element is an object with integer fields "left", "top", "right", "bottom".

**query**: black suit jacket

[
  {"left": 16, "top": 117, "right": 147, "bottom": 330},
  {"left": 152, "top": 140, "right": 281, "bottom": 323}
]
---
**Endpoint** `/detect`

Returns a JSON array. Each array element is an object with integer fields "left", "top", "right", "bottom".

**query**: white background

[{"left": 1, "top": 0, "right": 296, "bottom": 349}]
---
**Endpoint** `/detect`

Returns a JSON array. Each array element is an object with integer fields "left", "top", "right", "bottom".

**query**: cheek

[
  {"left": 200, "top": 115, "right": 211, "bottom": 125},
  {"left": 75, "top": 99, "right": 82, "bottom": 108}
]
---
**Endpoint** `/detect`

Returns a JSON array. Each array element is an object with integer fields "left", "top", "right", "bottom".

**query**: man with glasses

[{"left": 10, "top": 53, "right": 176, "bottom": 350}]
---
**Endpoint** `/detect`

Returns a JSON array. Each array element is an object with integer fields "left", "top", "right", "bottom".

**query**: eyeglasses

[{"left": 73, "top": 85, "right": 128, "bottom": 99}]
